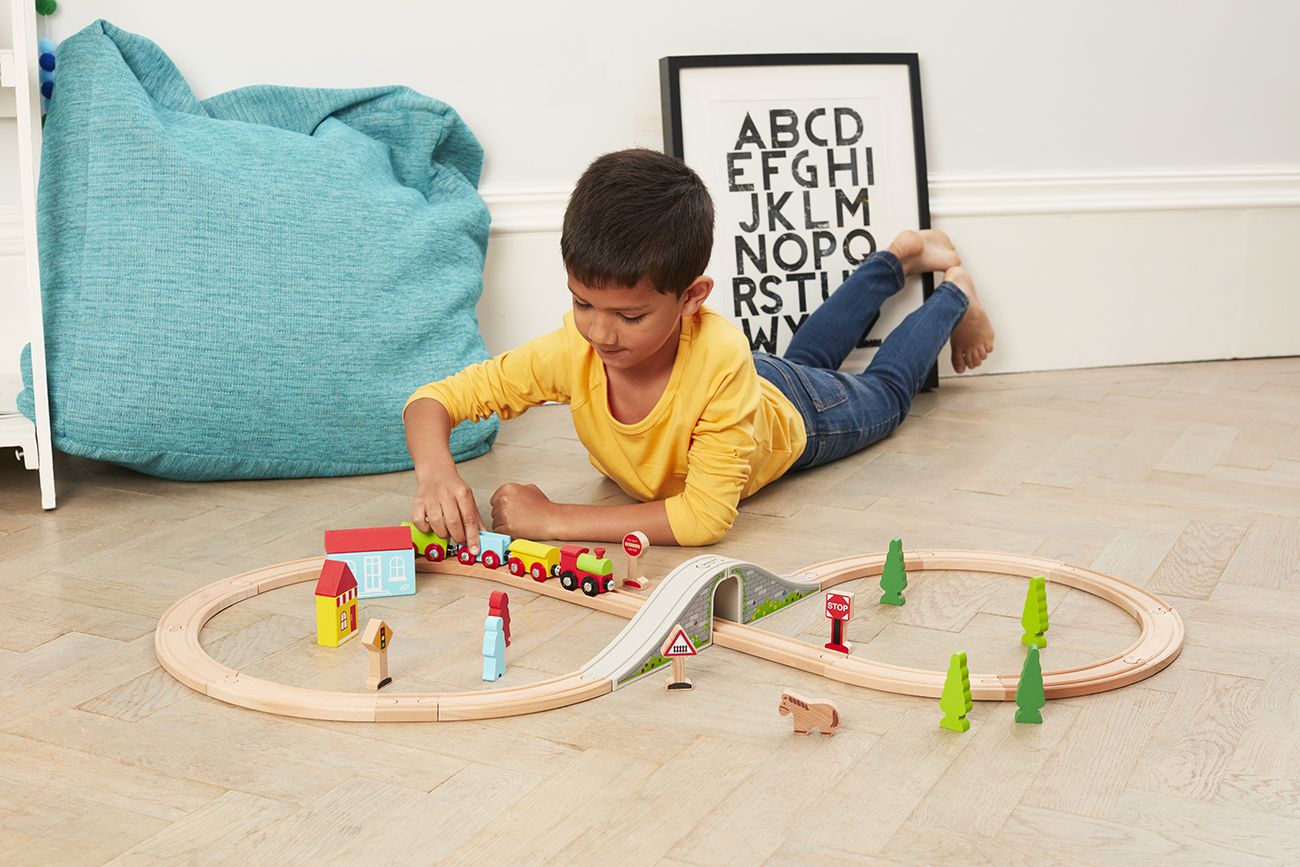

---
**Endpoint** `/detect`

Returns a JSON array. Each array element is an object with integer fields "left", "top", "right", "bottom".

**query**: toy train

[{"left": 402, "top": 522, "right": 615, "bottom": 597}]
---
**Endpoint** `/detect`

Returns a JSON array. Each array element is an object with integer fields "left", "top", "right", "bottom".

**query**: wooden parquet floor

[{"left": 2, "top": 356, "right": 1299, "bottom": 865}]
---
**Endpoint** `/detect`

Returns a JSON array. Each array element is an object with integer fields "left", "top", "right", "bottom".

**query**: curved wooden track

[
  {"left": 154, "top": 550, "right": 1183, "bottom": 721},
  {"left": 724, "top": 548, "right": 1184, "bottom": 701}
]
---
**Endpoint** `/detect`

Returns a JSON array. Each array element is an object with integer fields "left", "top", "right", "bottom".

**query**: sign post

[
  {"left": 660, "top": 623, "right": 696, "bottom": 690},
  {"left": 824, "top": 591, "right": 854, "bottom": 654},
  {"left": 361, "top": 619, "right": 394, "bottom": 690},
  {"left": 622, "top": 531, "right": 650, "bottom": 590}
]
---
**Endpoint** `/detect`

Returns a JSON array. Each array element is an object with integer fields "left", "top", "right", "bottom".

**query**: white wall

[{"left": 4, "top": 0, "right": 1299, "bottom": 377}]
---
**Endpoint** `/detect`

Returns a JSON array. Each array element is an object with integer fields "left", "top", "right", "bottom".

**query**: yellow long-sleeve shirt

[{"left": 405, "top": 308, "right": 807, "bottom": 546}]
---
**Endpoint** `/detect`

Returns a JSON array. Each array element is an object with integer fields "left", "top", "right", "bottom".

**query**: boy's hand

[
  {"left": 491, "top": 483, "right": 555, "bottom": 540},
  {"left": 412, "top": 472, "right": 482, "bottom": 556}
]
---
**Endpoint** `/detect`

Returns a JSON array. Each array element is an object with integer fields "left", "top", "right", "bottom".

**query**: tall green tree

[
  {"left": 1020, "top": 575, "right": 1049, "bottom": 648},
  {"left": 939, "top": 651, "right": 973, "bottom": 732},
  {"left": 1015, "top": 645, "right": 1046, "bottom": 724},
  {"left": 880, "top": 537, "right": 907, "bottom": 606}
]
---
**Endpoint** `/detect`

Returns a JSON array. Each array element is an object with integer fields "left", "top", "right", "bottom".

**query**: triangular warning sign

[{"left": 660, "top": 624, "right": 696, "bottom": 658}]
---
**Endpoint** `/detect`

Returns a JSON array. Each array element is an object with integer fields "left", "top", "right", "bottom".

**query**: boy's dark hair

[{"left": 561, "top": 148, "right": 714, "bottom": 297}]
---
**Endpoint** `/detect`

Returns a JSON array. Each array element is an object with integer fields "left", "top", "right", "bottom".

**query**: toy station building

[
  {"left": 315, "top": 560, "right": 359, "bottom": 647},
  {"left": 324, "top": 526, "right": 416, "bottom": 599}
]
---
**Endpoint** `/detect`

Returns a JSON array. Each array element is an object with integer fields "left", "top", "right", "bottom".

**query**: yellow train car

[{"left": 506, "top": 538, "right": 561, "bottom": 581}]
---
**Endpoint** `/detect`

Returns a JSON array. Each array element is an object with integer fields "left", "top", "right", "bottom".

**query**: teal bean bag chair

[{"left": 19, "top": 20, "right": 497, "bottom": 480}]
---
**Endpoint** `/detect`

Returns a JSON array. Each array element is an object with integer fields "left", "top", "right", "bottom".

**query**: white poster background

[{"left": 678, "top": 64, "right": 924, "bottom": 372}]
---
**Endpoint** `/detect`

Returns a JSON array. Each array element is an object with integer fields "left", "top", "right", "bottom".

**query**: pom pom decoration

[
  {"left": 36, "top": 0, "right": 58, "bottom": 16},
  {"left": 34, "top": 39, "right": 56, "bottom": 113}
]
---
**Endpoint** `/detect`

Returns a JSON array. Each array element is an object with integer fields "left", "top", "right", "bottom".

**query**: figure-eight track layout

[{"left": 155, "top": 549, "right": 1184, "bottom": 722}]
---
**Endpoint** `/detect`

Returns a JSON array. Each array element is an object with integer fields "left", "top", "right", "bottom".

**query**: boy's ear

[{"left": 680, "top": 276, "right": 713, "bottom": 317}]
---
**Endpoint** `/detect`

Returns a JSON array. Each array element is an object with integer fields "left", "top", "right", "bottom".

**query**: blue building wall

[{"left": 326, "top": 548, "right": 416, "bottom": 598}]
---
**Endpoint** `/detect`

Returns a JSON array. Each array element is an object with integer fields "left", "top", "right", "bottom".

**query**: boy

[{"left": 404, "top": 149, "right": 993, "bottom": 550}]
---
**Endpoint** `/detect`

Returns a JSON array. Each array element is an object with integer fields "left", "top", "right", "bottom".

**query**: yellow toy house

[{"left": 315, "top": 559, "right": 359, "bottom": 647}]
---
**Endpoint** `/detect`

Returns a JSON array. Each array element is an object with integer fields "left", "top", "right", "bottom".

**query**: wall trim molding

[
  {"left": 480, "top": 166, "right": 1300, "bottom": 235},
  {"left": 2, "top": 168, "right": 1296, "bottom": 253}
]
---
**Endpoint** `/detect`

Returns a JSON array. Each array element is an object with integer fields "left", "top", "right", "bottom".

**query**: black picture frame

[{"left": 661, "top": 53, "right": 938, "bottom": 390}]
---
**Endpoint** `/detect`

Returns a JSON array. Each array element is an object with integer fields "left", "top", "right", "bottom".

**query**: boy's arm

[
  {"left": 404, "top": 397, "right": 486, "bottom": 554},
  {"left": 491, "top": 483, "right": 676, "bottom": 545},
  {"left": 403, "top": 325, "right": 572, "bottom": 554}
]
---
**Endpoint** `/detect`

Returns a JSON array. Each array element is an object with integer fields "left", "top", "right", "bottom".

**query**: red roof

[
  {"left": 315, "top": 560, "right": 357, "bottom": 597},
  {"left": 324, "top": 525, "right": 411, "bottom": 554}
]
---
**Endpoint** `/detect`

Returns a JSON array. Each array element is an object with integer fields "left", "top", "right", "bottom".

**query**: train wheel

[
  {"left": 508, "top": 558, "right": 525, "bottom": 576},
  {"left": 426, "top": 543, "right": 445, "bottom": 562},
  {"left": 560, "top": 571, "right": 578, "bottom": 591},
  {"left": 482, "top": 550, "right": 500, "bottom": 570},
  {"left": 602, "top": 577, "right": 614, "bottom": 594},
  {"left": 552, "top": 564, "right": 561, "bottom": 578},
  {"left": 457, "top": 548, "right": 476, "bottom": 565},
  {"left": 581, "top": 577, "right": 598, "bottom": 597},
  {"left": 530, "top": 563, "right": 547, "bottom": 582}
]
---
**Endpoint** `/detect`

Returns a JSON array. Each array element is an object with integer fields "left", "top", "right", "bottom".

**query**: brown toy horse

[{"left": 778, "top": 691, "right": 840, "bottom": 736}]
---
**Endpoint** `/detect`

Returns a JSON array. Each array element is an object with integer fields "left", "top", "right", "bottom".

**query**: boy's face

[{"left": 568, "top": 274, "right": 712, "bottom": 373}]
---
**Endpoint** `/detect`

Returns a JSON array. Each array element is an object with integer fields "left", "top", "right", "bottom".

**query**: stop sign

[
  {"left": 825, "top": 591, "right": 854, "bottom": 621},
  {"left": 623, "top": 531, "right": 648, "bottom": 558}
]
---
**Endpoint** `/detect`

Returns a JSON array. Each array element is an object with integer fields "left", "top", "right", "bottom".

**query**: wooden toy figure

[
  {"left": 361, "top": 619, "right": 394, "bottom": 690},
  {"left": 489, "top": 591, "right": 511, "bottom": 647},
  {"left": 880, "top": 537, "right": 907, "bottom": 606},
  {"left": 482, "top": 615, "right": 506, "bottom": 682},
  {"left": 778, "top": 691, "right": 840, "bottom": 736},
  {"left": 1015, "top": 645, "right": 1046, "bottom": 724},
  {"left": 939, "top": 651, "right": 973, "bottom": 732},
  {"left": 1021, "top": 575, "right": 1049, "bottom": 648}
]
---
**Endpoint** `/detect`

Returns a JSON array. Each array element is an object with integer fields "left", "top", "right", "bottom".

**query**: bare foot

[
  {"left": 943, "top": 265, "right": 995, "bottom": 373},
  {"left": 889, "top": 229, "right": 960, "bottom": 277}
]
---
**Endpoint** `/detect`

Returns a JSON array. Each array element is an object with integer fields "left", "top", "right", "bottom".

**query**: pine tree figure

[
  {"left": 939, "top": 651, "right": 973, "bottom": 732},
  {"left": 880, "top": 537, "right": 907, "bottom": 606},
  {"left": 1020, "top": 575, "right": 1049, "bottom": 648},
  {"left": 1015, "top": 645, "right": 1046, "bottom": 724}
]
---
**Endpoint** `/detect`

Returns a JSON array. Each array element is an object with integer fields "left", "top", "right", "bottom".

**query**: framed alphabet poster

[{"left": 661, "top": 54, "right": 936, "bottom": 387}]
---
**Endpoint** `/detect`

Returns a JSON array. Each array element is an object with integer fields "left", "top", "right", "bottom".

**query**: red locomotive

[{"left": 558, "top": 544, "right": 615, "bottom": 597}]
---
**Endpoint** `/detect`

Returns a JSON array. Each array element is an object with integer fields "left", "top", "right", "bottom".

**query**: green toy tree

[
  {"left": 880, "top": 537, "right": 907, "bottom": 606},
  {"left": 939, "top": 651, "right": 973, "bottom": 732},
  {"left": 1020, "top": 575, "right": 1049, "bottom": 648},
  {"left": 1015, "top": 645, "right": 1045, "bottom": 724}
]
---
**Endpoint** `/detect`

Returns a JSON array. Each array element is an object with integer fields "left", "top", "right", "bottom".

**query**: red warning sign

[
  {"left": 825, "top": 591, "right": 854, "bottom": 621},
  {"left": 661, "top": 625, "right": 697, "bottom": 657},
  {"left": 623, "top": 531, "right": 647, "bottom": 558}
]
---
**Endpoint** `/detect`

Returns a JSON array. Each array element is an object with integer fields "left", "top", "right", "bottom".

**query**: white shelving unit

[{"left": 1, "top": 0, "right": 55, "bottom": 509}]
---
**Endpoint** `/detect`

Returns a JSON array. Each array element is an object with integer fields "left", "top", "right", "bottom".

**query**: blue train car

[{"left": 456, "top": 530, "right": 513, "bottom": 570}]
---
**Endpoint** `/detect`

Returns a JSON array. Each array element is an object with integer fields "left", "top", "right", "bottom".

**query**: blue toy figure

[{"left": 482, "top": 615, "right": 506, "bottom": 682}]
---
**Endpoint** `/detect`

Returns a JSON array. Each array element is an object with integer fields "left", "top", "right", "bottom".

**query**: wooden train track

[{"left": 154, "top": 550, "right": 1183, "bottom": 721}]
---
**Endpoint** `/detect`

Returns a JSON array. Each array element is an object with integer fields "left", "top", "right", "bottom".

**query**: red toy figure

[{"left": 489, "top": 590, "right": 511, "bottom": 647}]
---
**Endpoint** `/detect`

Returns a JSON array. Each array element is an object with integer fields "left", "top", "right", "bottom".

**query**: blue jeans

[{"left": 755, "top": 251, "right": 968, "bottom": 470}]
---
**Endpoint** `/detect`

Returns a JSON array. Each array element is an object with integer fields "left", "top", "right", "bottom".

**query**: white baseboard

[
  {"left": 5, "top": 170, "right": 1298, "bottom": 376},
  {"left": 478, "top": 169, "right": 1300, "bottom": 375},
  {"left": 4, "top": 167, "right": 1295, "bottom": 244},
  {"left": 479, "top": 167, "right": 1300, "bottom": 235}
]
